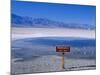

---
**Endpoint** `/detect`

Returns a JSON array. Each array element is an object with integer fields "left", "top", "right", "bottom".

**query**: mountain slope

[{"left": 11, "top": 14, "right": 95, "bottom": 30}]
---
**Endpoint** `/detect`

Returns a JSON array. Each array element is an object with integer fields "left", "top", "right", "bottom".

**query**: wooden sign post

[
  {"left": 56, "top": 46, "right": 70, "bottom": 69},
  {"left": 62, "top": 52, "right": 65, "bottom": 69}
]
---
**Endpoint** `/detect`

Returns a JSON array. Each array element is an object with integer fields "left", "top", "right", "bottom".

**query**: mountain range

[{"left": 11, "top": 14, "right": 95, "bottom": 30}]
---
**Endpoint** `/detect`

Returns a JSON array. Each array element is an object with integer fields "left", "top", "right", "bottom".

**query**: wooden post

[{"left": 62, "top": 52, "right": 65, "bottom": 69}]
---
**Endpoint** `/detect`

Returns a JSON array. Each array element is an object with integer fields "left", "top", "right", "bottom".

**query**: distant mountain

[{"left": 11, "top": 14, "right": 95, "bottom": 30}]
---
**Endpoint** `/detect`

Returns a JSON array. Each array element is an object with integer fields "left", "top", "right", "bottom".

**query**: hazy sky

[{"left": 12, "top": 1, "right": 96, "bottom": 25}]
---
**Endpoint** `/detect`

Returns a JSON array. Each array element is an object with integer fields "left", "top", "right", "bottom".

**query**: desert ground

[
  {"left": 11, "top": 28, "right": 96, "bottom": 74},
  {"left": 11, "top": 55, "right": 96, "bottom": 74}
]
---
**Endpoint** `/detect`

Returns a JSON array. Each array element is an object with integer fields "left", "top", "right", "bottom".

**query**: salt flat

[
  {"left": 11, "top": 55, "right": 96, "bottom": 74},
  {"left": 12, "top": 28, "right": 95, "bottom": 40},
  {"left": 11, "top": 28, "right": 96, "bottom": 74}
]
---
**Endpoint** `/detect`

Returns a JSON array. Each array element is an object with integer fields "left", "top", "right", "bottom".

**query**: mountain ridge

[{"left": 11, "top": 14, "right": 95, "bottom": 30}]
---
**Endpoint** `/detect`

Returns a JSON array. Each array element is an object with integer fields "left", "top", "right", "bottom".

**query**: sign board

[{"left": 56, "top": 46, "right": 70, "bottom": 52}]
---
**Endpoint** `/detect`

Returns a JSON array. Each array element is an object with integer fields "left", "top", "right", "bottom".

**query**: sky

[{"left": 12, "top": 1, "right": 96, "bottom": 25}]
